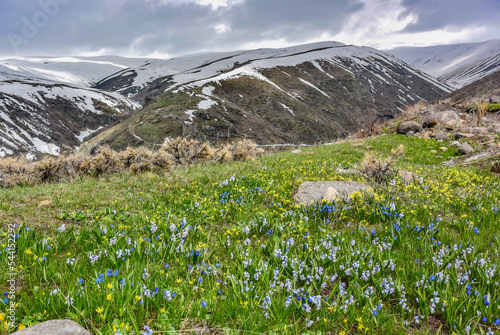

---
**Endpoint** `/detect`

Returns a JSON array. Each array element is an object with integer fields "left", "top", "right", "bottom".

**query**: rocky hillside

[
  {"left": 0, "top": 56, "right": 155, "bottom": 158},
  {"left": 85, "top": 42, "right": 450, "bottom": 150},
  {"left": 441, "top": 70, "right": 500, "bottom": 106},
  {"left": 0, "top": 76, "right": 139, "bottom": 158},
  {"left": 390, "top": 39, "right": 500, "bottom": 89}
]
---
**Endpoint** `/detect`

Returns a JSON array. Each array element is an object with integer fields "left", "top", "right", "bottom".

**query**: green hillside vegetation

[{"left": 1, "top": 135, "right": 499, "bottom": 334}]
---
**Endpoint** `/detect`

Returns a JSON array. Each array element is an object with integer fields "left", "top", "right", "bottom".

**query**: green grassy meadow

[{"left": 1, "top": 135, "right": 499, "bottom": 334}]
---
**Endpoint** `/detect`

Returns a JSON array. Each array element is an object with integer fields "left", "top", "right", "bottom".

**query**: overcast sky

[{"left": 1, "top": 0, "right": 499, "bottom": 58}]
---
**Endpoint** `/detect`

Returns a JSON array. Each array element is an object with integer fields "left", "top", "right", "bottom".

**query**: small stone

[
  {"left": 398, "top": 170, "right": 417, "bottom": 183},
  {"left": 11, "top": 320, "right": 91, "bottom": 335},
  {"left": 456, "top": 142, "right": 474, "bottom": 155},
  {"left": 442, "top": 160, "right": 455, "bottom": 167},
  {"left": 430, "top": 150, "right": 438, "bottom": 154},
  {"left": 454, "top": 133, "right": 475, "bottom": 139},
  {"left": 39, "top": 200, "right": 52, "bottom": 207},
  {"left": 450, "top": 141, "right": 461, "bottom": 147},
  {"left": 422, "top": 132, "right": 431, "bottom": 139},
  {"left": 336, "top": 168, "right": 361, "bottom": 175},
  {"left": 487, "top": 142, "right": 497, "bottom": 149},
  {"left": 406, "top": 131, "right": 414, "bottom": 137},
  {"left": 435, "top": 131, "right": 447, "bottom": 141},
  {"left": 322, "top": 187, "right": 339, "bottom": 202},
  {"left": 291, "top": 149, "right": 302, "bottom": 154},
  {"left": 472, "top": 127, "right": 487, "bottom": 135},
  {"left": 439, "top": 147, "right": 448, "bottom": 151}
]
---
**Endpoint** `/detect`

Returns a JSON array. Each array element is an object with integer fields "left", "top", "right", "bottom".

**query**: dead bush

[
  {"left": 89, "top": 146, "right": 121, "bottom": 177},
  {"left": 160, "top": 138, "right": 214, "bottom": 165},
  {"left": 403, "top": 100, "right": 426, "bottom": 117},
  {"left": 31, "top": 157, "right": 60, "bottom": 183},
  {"left": 149, "top": 150, "right": 175, "bottom": 171},
  {"left": 213, "top": 145, "right": 234, "bottom": 163},
  {"left": 231, "top": 139, "right": 264, "bottom": 161},
  {"left": 360, "top": 144, "right": 404, "bottom": 183},
  {"left": 118, "top": 146, "right": 174, "bottom": 173},
  {"left": 61, "top": 154, "right": 93, "bottom": 178}
]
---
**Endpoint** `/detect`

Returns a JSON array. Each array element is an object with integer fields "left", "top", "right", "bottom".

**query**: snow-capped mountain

[
  {"left": 0, "top": 41, "right": 456, "bottom": 157},
  {"left": 87, "top": 42, "right": 450, "bottom": 150},
  {"left": 389, "top": 39, "right": 500, "bottom": 89},
  {"left": 0, "top": 73, "right": 140, "bottom": 158},
  {"left": 95, "top": 41, "right": 451, "bottom": 100},
  {"left": 0, "top": 56, "right": 156, "bottom": 87}
]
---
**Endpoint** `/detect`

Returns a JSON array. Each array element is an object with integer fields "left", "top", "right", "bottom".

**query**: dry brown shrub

[
  {"left": 119, "top": 147, "right": 153, "bottom": 173},
  {"left": 360, "top": 144, "right": 404, "bottom": 183},
  {"left": 89, "top": 146, "right": 121, "bottom": 177},
  {"left": 62, "top": 154, "right": 93, "bottom": 177},
  {"left": 213, "top": 145, "right": 234, "bottom": 163},
  {"left": 231, "top": 139, "right": 264, "bottom": 161},
  {"left": 160, "top": 138, "right": 214, "bottom": 165},
  {"left": 403, "top": 100, "right": 426, "bottom": 117},
  {"left": 149, "top": 150, "right": 175, "bottom": 172},
  {"left": 118, "top": 146, "right": 174, "bottom": 173},
  {"left": 31, "top": 157, "right": 60, "bottom": 183}
]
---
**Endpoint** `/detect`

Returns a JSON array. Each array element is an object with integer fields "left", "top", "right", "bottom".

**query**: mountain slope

[
  {"left": 390, "top": 39, "right": 500, "bottom": 89},
  {"left": 95, "top": 42, "right": 451, "bottom": 101},
  {"left": 86, "top": 42, "right": 450, "bottom": 150},
  {"left": 441, "top": 70, "right": 500, "bottom": 105},
  {"left": 0, "top": 56, "right": 155, "bottom": 87},
  {"left": 0, "top": 79, "right": 139, "bottom": 158},
  {"left": 0, "top": 56, "right": 148, "bottom": 157}
]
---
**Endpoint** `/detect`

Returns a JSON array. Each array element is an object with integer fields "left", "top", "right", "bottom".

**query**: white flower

[{"left": 58, "top": 224, "right": 66, "bottom": 232}]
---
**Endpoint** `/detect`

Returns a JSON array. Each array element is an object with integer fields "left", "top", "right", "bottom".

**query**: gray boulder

[
  {"left": 422, "top": 112, "right": 443, "bottom": 128},
  {"left": 456, "top": 142, "right": 474, "bottom": 155},
  {"left": 294, "top": 181, "right": 372, "bottom": 205},
  {"left": 435, "top": 131, "right": 447, "bottom": 141},
  {"left": 397, "top": 121, "right": 423, "bottom": 134},
  {"left": 11, "top": 320, "right": 91, "bottom": 335}
]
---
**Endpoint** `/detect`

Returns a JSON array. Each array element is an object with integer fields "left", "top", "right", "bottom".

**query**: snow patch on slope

[
  {"left": 298, "top": 78, "right": 330, "bottom": 98},
  {"left": 76, "top": 127, "right": 104, "bottom": 142}
]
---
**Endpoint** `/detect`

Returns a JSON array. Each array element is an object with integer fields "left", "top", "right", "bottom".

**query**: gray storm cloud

[{"left": 0, "top": 0, "right": 498, "bottom": 57}]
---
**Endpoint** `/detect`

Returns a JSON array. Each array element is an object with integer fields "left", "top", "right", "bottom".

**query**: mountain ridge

[
  {"left": 0, "top": 41, "right": 476, "bottom": 158},
  {"left": 389, "top": 39, "right": 500, "bottom": 89},
  {"left": 84, "top": 42, "right": 450, "bottom": 151}
]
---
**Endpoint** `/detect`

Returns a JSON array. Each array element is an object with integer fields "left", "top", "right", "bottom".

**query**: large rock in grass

[
  {"left": 456, "top": 142, "right": 474, "bottom": 155},
  {"left": 293, "top": 181, "right": 372, "bottom": 205},
  {"left": 11, "top": 320, "right": 91, "bottom": 335},
  {"left": 397, "top": 121, "right": 423, "bottom": 134},
  {"left": 422, "top": 111, "right": 461, "bottom": 129}
]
